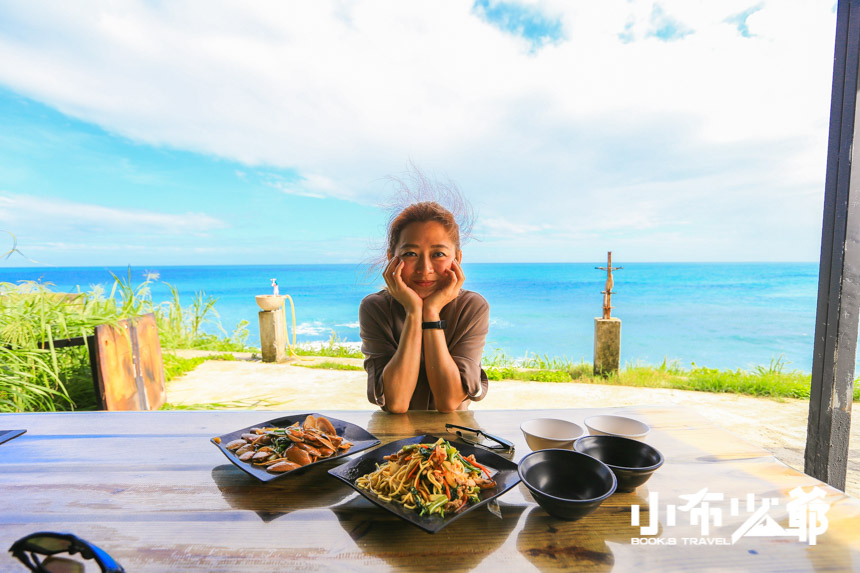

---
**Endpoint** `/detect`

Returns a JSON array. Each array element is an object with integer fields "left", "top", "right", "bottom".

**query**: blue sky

[{"left": 0, "top": 1, "right": 838, "bottom": 266}]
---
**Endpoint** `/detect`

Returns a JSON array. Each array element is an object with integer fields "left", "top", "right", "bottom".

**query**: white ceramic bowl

[
  {"left": 520, "top": 418, "right": 585, "bottom": 451},
  {"left": 584, "top": 415, "right": 650, "bottom": 440},
  {"left": 255, "top": 295, "right": 285, "bottom": 311}
]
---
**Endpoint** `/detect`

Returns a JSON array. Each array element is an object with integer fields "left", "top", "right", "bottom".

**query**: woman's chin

[{"left": 413, "top": 287, "right": 438, "bottom": 300}]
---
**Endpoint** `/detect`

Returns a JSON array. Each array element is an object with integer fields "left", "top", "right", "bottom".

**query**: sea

[{"left": 0, "top": 263, "right": 825, "bottom": 374}]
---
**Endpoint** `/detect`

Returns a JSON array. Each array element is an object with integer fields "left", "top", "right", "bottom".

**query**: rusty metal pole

[{"left": 594, "top": 252, "right": 622, "bottom": 376}]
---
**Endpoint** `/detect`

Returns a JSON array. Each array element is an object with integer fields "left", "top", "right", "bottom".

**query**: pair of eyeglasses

[
  {"left": 10, "top": 532, "right": 125, "bottom": 573},
  {"left": 445, "top": 424, "right": 514, "bottom": 454}
]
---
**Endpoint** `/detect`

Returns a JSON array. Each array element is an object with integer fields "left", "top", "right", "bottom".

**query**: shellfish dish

[{"left": 219, "top": 414, "right": 353, "bottom": 473}]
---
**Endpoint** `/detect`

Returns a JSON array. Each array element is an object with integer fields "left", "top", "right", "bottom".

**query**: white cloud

[
  {"left": 0, "top": 192, "right": 226, "bottom": 234},
  {"left": 0, "top": 0, "right": 838, "bottom": 261},
  {"left": 479, "top": 216, "right": 553, "bottom": 236}
]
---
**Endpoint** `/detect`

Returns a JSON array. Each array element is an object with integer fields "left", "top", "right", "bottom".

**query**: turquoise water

[{"left": 0, "top": 263, "right": 821, "bottom": 373}]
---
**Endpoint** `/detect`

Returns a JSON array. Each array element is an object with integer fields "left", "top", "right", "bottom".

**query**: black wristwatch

[{"left": 422, "top": 320, "right": 447, "bottom": 330}]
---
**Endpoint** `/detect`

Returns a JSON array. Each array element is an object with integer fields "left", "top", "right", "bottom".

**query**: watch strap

[{"left": 421, "top": 320, "right": 447, "bottom": 330}]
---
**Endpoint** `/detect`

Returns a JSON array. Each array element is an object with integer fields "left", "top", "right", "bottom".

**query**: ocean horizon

[{"left": 0, "top": 262, "right": 827, "bottom": 374}]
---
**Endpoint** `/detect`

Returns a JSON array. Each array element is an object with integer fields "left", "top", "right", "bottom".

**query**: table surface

[{"left": 1, "top": 406, "right": 858, "bottom": 572}]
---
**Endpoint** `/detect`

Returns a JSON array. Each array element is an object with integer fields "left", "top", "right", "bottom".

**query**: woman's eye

[
  {"left": 433, "top": 252, "right": 448, "bottom": 258},
  {"left": 401, "top": 251, "right": 417, "bottom": 257}
]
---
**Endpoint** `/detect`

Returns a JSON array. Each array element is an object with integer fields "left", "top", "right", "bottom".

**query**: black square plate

[
  {"left": 328, "top": 434, "right": 521, "bottom": 533},
  {"left": 211, "top": 413, "right": 380, "bottom": 482}
]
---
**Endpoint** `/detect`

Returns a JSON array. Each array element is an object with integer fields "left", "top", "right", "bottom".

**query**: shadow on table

[
  {"left": 516, "top": 491, "right": 653, "bottom": 572},
  {"left": 211, "top": 463, "right": 353, "bottom": 522},
  {"left": 331, "top": 496, "right": 526, "bottom": 572}
]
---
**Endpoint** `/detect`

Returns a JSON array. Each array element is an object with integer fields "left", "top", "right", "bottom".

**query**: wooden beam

[{"left": 805, "top": 0, "right": 860, "bottom": 490}]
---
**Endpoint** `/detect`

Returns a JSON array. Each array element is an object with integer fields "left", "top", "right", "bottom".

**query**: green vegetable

[
  {"left": 411, "top": 486, "right": 427, "bottom": 515},
  {"left": 455, "top": 453, "right": 480, "bottom": 474},
  {"left": 425, "top": 494, "right": 448, "bottom": 515}
]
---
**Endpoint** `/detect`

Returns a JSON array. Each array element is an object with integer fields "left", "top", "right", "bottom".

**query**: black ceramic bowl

[
  {"left": 518, "top": 449, "right": 617, "bottom": 520},
  {"left": 574, "top": 435, "right": 664, "bottom": 493}
]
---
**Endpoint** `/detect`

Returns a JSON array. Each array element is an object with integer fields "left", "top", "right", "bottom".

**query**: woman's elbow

[
  {"left": 384, "top": 400, "right": 410, "bottom": 414},
  {"left": 435, "top": 398, "right": 462, "bottom": 413}
]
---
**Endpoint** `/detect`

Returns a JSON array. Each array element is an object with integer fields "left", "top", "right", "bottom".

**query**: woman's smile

[{"left": 410, "top": 278, "right": 439, "bottom": 298}]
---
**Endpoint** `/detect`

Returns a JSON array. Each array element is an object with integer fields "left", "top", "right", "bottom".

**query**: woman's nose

[{"left": 417, "top": 255, "right": 433, "bottom": 274}]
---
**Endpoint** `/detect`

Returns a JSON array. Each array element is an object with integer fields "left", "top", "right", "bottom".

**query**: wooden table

[{"left": 1, "top": 406, "right": 858, "bottom": 572}]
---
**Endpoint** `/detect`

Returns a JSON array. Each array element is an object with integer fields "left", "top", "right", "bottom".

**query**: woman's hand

[
  {"left": 423, "top": 259, "right": 465, "bottom": 320},
  {"left": 383, "top": 256, "right": 423, "bottom": 315}
]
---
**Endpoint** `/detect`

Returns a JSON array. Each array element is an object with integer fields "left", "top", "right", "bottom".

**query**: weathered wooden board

[
  {"left": 92, "top": 313, "right": 165, "bottom": 411},
  {"left": 134, "top": 314, "right": 166, "bottom": 410},
  {"left": 93, "top": 320, "right": 138, "bottom": 410}
]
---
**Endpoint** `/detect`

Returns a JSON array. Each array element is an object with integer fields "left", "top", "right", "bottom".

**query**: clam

[
  {"left": 225, "top": 439, "right": 248, "bottom": 451},
  {"left": 268, "top": 461, "right": 302, "bottom": 473},
  {"left": 285, "top": 444, "right": 313, "bottom": 466},
  {"left": 235, "top": 444, "right": 255, "bottom": 455},
  {"left": 315, "top": 416, "right": 337, "bottom": 436},
  {"left": 296, "top": 443, "right": 322, "bottom": 458}
]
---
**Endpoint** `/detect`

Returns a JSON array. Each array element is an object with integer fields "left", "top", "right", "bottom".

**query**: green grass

[
  {"left": 486, "top": 367, "right": 572, "bottom": 382},
  {"left": 162, "top": 353, "right": 237, "bottom": 382},
  {"left": 484, "top": 349, "right": 581, "bottom": 383},
  {"left": 482, "top": 353, "right": 860, "bottom": 402},
  {"left": 293, "top": 360, "right": 364, "bottom": 371},
  {"left": 596, "top": 357, "right": 840, "bottom": 400}
]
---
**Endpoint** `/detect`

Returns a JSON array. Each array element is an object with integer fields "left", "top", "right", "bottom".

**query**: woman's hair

[
  {"left": 387, "top": 201, "right": 461, "bottom": 257},
  {"left": 369, "top": 164, "right": 476, "bottom": 276}
]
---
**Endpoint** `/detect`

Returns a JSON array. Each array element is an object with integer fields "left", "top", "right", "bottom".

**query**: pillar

[
  {"left": 259, "top": 309, "right": 287, "bottom": 363},
  {"left": 594, "top": 317, "right": 621, "bottom": 376}
]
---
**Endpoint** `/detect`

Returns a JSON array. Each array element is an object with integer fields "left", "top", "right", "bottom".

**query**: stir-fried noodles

[{"left": 356, "top": 438, "right": 497, "bottom": 517}]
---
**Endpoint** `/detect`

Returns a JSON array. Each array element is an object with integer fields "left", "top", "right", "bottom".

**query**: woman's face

[{"left": 390, "top": 220, "right": 462, "bottom": 299}]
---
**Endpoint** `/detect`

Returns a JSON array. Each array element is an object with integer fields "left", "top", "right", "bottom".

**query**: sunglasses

[
  {"left": 10, "top": 532, "right": 125, "bottom": 573},
  {"left": 445, "top": 424, "right": 515, "bottom": 455}
]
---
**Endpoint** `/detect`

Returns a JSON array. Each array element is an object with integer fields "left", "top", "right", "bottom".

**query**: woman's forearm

[
  {"left": 422, "top": 329, "right": 467, "bottom": 412},
  {"left": 381, "top": 313, "right": 423, "bottom": 413}
]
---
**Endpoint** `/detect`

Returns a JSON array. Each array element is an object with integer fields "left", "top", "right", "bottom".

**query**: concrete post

[
  {"left": 259, "top": 309, "right": 288, "bottom": 363},
  {"left": 594, "top": 317, "right": 621, "bottom": 376}
]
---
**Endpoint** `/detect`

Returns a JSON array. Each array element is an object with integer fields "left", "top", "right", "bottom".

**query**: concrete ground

[{"left": 166, "top": 350, "right": 860, "bottom": 498}]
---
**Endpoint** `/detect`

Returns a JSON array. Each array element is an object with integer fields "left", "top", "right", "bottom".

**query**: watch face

[{"left": 422, "top": 320, "right": 446, "bottom": 329}]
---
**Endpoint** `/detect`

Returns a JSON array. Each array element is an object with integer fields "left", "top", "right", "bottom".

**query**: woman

[{"left": 359, "top": 200, "right": 489, "bottom": 413}]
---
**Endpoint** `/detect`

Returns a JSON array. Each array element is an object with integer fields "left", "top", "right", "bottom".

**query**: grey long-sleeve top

[{"left": 359, "top": 289, "right": 490, "bottom": 411}]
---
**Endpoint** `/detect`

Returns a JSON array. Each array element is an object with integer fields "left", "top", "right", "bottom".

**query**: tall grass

[
  {"left": 293, "top": 330, "right": 363, "bottom": 359},
  {"left": 0, "top": 273, "right": 250, "bottom": 413},
  {"left": 482, "top": 349, "right": 585, "bottom": 383}
]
